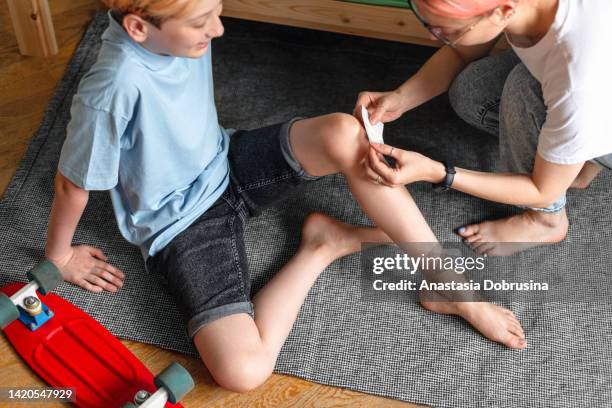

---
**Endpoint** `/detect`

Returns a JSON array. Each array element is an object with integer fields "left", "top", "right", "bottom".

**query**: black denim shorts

[{"left": 146, "top": 118, "right": 320, "bottom": 338}]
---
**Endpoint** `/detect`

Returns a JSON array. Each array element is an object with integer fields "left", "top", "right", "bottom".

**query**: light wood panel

[
  {"left": 223, "top": 0, "right": 439, "bottom": 46},
  {"left": 0, "top": 1, "right": 429, "bottom": 406},
  {"left": 6, "top": 0, "right": 58, "bottom": 56}
]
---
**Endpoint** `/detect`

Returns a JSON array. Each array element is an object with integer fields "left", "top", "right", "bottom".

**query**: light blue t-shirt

[{"left": 58, "top": 12, "right": 230, "bottom": 260}]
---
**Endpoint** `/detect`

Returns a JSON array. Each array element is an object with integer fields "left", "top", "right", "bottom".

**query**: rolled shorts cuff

[
  {"left": 518, "top": 194, "right": 566, "bottom": 214},
  {"left": 279, "top": 117, "right": 322, "bottom": 181},
  {"left": 187, "top": 301, "right": 254, "bottom": 339},
  {"left": 591, "top": 157, "right": 612, "bottom": 171}
]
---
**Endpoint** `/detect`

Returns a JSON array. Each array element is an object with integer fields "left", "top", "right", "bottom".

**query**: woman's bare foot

[
  {"left": 299, "top": 212, "right": 391, "bottom": 263},
  {"left": 570, "top": 161, "right": 602, "bottom": 189},
  {"left": 456, "top": 210, "right": 568, "bottom": 256},
  {"left": 421, "top": 295, "right": 527, "bottom": 349}
]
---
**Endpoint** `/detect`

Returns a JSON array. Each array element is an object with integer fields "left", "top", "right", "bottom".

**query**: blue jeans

[{"left": 448, "top": 50, "right": 612, "bottom": 213}]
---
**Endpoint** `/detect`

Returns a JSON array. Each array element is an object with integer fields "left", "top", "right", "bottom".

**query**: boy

[{"left": 46, "top": 0, "right": 526, "bottom": 393}]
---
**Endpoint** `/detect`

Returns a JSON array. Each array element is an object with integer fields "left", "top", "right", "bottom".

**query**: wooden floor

[{"left": 0, "top": 1, "right": 427, "bottom": 407}]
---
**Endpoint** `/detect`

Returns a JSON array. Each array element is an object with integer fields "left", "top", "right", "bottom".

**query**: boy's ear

[{"left": 122, "top": 14, "right": 151, "bottom": 43}]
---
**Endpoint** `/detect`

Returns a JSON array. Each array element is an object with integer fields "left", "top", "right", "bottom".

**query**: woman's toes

[
  {"left": 457, "top": 224, "right": 479, "bottom": 238},
  {"left": 469, "top": 240, "right": 489, "bottom": 253},
  {"left": 475, "top": 244, "right": 493, "bottom": 255},
  {"left": 480, "top": 243, "right": 497, "bottom": 255},
  {"left": 463, "top": 234, "right": 483, "bottom": 247}
]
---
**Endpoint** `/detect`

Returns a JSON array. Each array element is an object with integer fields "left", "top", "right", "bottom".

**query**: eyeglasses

[{"left": 409, "top": 0, "right": 484, "bottom": 48}]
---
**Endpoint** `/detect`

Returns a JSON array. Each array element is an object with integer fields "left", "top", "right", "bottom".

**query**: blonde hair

[{"left": 102, "top": 0, "right": 201, "bottom": 27}]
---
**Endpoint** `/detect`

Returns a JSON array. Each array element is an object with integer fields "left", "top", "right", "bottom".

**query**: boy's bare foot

[
  {"left": 421, "top": 295, "right": 527, "bottom": 349},
  {"left": 456, "top": 210, "right": 568, "bottom": 256},
  {"left": 570, "top": 161, "right": 602, "bottom": 189},
  {"left": 299, "top": 212, "right": 390, "bottom": 262}
]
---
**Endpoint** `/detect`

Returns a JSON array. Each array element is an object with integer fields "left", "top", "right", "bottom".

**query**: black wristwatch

[{"left": 432, "top": 161, "right": 456, "bottom": 192}]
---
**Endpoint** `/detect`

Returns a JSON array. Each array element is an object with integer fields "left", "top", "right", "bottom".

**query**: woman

[{"left": 358, "top": 0, "right": 612, "bottom": 255}]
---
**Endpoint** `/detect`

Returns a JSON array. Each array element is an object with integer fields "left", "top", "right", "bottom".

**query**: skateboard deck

[{"left": 1, "top": 282, "right": 183, "bottom": 408}]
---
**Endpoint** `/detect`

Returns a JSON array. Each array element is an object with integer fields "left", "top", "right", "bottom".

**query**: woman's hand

[
  {"left": 353, "top": 89, "right": 408, "bottom": 125},
  {"left": 47, "top": 245, "right": 125, "bottom": 293},
  {"left": 364, "top": 143, "right": 445, "bottom": 187}
]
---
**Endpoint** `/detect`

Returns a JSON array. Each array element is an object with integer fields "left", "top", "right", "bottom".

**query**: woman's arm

[
  {"left": 396, "top": 40, "right": 500, "bottom": 112},
  {"left": 441, "top": 155, "right": 583, "bottom": 207},
  {"left": 354, "top": 39, "right": 500, "bottom": 124},
  {"left": 366, "top": 144, "right": 584, "bottom": 208}
]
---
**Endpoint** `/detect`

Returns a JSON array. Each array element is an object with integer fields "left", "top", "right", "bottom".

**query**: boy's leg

[
  {"left": 192, "top": 213, "right": 391, "bottom": 392},
  {"left": 287, "top": 113, "right": 526, "bottom": 349},
  {"left": 170, "top": 118, "right": 389, "bottom": 392}
]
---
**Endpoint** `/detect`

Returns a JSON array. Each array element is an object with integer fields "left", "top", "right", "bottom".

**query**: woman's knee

[
  {"left": 448, "top": 62, "right": 492, "bottom": 128},
  {"left": 448, "top": 66, "right": 474, "bottom": 121},
  {"left": 500, "top": 64, "right": 546, "bottom": 133},
  {"left": 204, "top": 352, "right": 274, "bottom": 393},
  {"left": 449, "top": 51, "right": 522, "bottom": 134},
  {"left": 320, "top": 113, "right": 368, "bottom": 171}
]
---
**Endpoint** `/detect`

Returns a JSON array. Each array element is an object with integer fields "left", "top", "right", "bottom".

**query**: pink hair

[{"left": 418, "top": 0, "right": 510, "bottom": 19}]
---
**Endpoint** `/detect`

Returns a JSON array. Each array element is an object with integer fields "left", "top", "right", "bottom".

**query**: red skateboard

[{"left": 0, "top": 261, "right": 194, "bottom": 408}]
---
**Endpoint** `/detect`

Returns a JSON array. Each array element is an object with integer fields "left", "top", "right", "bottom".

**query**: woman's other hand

[
  {"left": 364, "top": 143, "right": 445, "bottom": 187},
  {"left": 353, "top": 89, "right": 408, "bottom": 125}
]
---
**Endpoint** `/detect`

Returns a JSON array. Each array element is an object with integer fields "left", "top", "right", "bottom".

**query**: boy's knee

[
  {"left": 323, "top": 113, "right": 368, "bottom": 170},
  {"left": 205, "top": 353, "right": 273, "bottom": 393}
]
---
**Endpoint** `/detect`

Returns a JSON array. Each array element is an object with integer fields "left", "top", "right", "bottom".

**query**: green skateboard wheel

[
  {"left": 0, "top": 293, "right": 19, "bottom": 329},
  {"left": 154, "top": 362, "right": 194, "bottom": 403},
  {"left": 26, "top": 261, "right": 63, "bottom": 295}
]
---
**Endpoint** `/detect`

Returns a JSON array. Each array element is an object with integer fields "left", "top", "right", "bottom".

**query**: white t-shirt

[{"left": 506, "top": 0, "right": 612, "bottom": 165}]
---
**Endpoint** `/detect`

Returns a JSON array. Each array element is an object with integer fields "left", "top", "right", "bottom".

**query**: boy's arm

[{"left": 45, "top": 171, "right": 125, "bottom": 293}]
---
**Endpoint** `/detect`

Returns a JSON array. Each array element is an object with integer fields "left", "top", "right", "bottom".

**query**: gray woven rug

[{"left": 1, "top": 12, "right": 611, "bottom": 408}]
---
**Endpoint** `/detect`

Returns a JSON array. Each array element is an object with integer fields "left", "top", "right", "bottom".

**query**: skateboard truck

[
  {"left": 123, "top": 362, "right": 195, "bottom": 408},
  {"left": 18, "top": 293, "right": 54, "bottom": 331},
  {"left": 0, "top": 261, "right": 62, "bottom": 331}
]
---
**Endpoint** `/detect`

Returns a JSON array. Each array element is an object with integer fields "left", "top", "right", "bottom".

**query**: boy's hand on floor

[{"left": 47, "top": 245, "right": 125, "bottom": 293}]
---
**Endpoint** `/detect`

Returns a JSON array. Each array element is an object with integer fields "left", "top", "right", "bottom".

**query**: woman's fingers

[
  {"left": 371, "top": 142, "right": 400, "bottom": 159},
  {"left": 368, "top": 147, "right": 400, "bottom": 185},
  {"left": 363, "top": 160, "right": 394, "bottom": 187},
  {"left": 354, "top": 92, "right": 375, "bottom": 117},
  {"left": 370, "top": 100, "right": 389, "bottom": 125}
]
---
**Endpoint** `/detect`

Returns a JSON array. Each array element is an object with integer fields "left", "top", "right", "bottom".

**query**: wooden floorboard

[{"left": 0, "top": 1, "right": 426, "bottom": 406}]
